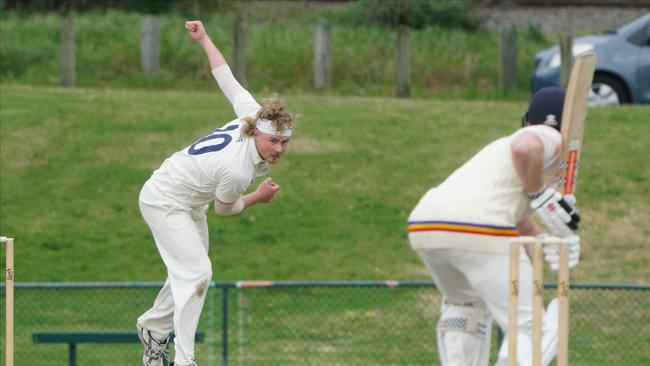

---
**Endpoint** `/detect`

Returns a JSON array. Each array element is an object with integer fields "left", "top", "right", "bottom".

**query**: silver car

[{"left": 531, "top": 12, "right": 650, "bottom": 106}]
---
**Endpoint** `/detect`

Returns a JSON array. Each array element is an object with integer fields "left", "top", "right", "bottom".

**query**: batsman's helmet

[{"left": 522, "top": 86, "right": 565, "bottom": 131}]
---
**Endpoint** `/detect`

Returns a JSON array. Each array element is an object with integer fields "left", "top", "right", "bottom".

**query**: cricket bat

[
  {"left": 558, "top": 51, "right": 597, "bottom": 196},
  {"left": 555, "top": 51, "right": 596, "bottom": 366}
]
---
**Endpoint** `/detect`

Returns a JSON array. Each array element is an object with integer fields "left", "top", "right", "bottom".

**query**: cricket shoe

[{"left": 137, "top": 322, "right": 170, "bottom": 366}]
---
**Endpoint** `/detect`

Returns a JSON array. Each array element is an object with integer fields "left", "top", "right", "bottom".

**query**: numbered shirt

[
  {"left": 408, "top": 125, "right": 561, "bottom": 229},
  {"left": 148, "top": 91, "right": 269, "bottom": 208}
]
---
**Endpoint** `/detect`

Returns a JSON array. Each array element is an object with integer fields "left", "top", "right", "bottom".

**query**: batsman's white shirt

[
  {"left": 408, "top": 125, "right": 561, "bottom": 253},
  {"left": 144, "top": 91, "right": 269, "bottom": 208}
]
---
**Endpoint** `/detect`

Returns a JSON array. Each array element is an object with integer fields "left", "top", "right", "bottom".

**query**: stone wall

[{"left": 470, "top": 6, "right": 649, "bottom": 34}]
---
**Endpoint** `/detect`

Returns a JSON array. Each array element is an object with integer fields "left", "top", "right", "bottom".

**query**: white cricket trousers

[
  {"left": 137, "top": 181, "right": 212, "bottom": 365},
  {"left": 413, "top": 247, "right": 534, "bottom": 334}
]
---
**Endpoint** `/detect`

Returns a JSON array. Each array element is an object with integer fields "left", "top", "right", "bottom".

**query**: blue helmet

[{"left": 523, "top": 86, "right": 565, "bottom": 131}]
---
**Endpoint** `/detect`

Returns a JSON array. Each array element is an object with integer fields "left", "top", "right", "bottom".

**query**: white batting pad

[{"left": 437, "top": 301, "right": 493, "bottom": 366}]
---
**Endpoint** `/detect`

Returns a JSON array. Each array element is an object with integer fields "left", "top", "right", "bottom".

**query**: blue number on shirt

[{"left": 188, "top": 124, "right": 239, "bottom": 155}]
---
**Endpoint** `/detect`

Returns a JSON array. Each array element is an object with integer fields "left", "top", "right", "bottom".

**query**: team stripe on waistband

[{"left": 407, "top": 221, "right": 518, "bottom": 237}]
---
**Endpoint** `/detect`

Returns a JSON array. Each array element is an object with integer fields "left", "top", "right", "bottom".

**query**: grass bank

[{"left": 0, "top": 8, "right": 550, "bottom": 99}]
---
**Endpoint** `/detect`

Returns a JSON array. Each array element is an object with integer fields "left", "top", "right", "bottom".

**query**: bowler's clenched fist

[
  {"left": 255, "top": 178, "right": 280, "bottom": 203},
  {"left": 185, "top": 20, "right": 207, "bottom": 41}
]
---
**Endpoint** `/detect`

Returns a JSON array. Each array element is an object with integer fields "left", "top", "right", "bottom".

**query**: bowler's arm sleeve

[{"left": 212, "top": 65, "right": 261, "bottom": 118}]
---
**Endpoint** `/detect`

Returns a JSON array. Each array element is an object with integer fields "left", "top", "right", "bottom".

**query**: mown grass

[
  {"left": 0, "top": 8, "right": 550, "bottom": 99},
  {"left": 1, "top": 83, "right": 649, "bottom": 284}
]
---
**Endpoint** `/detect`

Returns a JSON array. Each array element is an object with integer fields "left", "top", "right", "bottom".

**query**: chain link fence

[{"left": 1, "top": 281, "right": 649, "bottom": 365}]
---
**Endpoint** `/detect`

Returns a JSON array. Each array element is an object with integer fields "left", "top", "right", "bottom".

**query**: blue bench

[{"left": 33, "top": 331, "right": 204, "bottom": 366}]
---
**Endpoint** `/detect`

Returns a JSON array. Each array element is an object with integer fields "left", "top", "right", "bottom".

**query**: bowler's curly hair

[{"left": 242, "top": 94, "right": 296, "bottom": 136}]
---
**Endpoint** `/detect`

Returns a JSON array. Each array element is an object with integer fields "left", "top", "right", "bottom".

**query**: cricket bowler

[{"left": 136, "top": 20, "right": 296, "bottom": 366}]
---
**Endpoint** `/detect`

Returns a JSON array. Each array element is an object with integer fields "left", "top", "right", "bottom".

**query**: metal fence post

[
  {"left": 222, "top": 285, "right": 229, "bottom": 366},
  {"left": 68, "top": 344, "right": 76, "bottom": 366}
]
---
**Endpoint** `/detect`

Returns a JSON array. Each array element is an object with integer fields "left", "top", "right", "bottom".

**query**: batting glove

[
  {"left": 543, "top": 234, "right": 580, "bottom": 272},
  {"left": 529, "top": 187, "right": 580, "bottom": 237},
  {"left": 564, "top": 194, "right": 577, "bottom": 206}
]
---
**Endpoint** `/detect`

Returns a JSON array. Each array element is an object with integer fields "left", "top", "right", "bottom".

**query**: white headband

[{"left": 256, "top": 119, "right": 292, "bottom": 137}]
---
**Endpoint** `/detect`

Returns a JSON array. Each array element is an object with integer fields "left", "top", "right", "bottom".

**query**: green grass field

[{"left": 1, "top": 83, "right": 649, "bottom": 284}]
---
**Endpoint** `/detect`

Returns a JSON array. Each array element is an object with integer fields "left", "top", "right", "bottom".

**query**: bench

[{"left": 33, "top": 331, "right": 205, "bottom": 366}]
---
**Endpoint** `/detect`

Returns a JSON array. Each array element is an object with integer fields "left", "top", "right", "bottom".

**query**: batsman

[
  {"left": 136, "top": 20, "right": 296, "bottom": 366},
  {"left": 407, "top": 86, "right": 581, "bottom": 366}
]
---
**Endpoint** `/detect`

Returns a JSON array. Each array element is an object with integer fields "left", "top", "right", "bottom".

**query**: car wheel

[{"left": 589, "top": 74, "right": 630, "bottom": 106}]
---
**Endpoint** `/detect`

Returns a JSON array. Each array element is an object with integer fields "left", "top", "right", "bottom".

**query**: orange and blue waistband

[{"left": 407, "top": 220, "right": 518, "bottom": 237}]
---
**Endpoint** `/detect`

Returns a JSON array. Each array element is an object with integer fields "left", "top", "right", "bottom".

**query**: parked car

[{"left": 531, "top": 12, "right": 650, "bottom": 106}]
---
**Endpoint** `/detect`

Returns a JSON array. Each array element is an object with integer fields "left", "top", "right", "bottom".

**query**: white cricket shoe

[{"left": 137, "top": 322, "right": 169, "bottom": 366}]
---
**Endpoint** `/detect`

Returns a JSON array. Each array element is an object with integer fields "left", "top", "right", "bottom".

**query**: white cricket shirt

[
  {"left": 408, "top": 125, "right": 561, "bottom": 234},
  {"left": 147, "top": 90, "right": 269, "bottom": 208}
]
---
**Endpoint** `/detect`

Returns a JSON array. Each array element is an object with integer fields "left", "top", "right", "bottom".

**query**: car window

[
  {"left": 616, "top": 13, "right": 650, "bottom": 35},
  {"left": 627, "top": 24, "right": 650, "bottom": 46}
]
